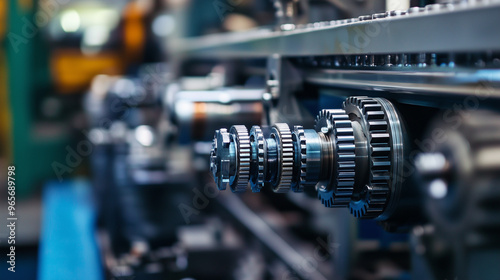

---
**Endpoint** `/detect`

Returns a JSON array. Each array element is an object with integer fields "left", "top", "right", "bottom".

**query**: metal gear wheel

[
  {"left": 229, "top": 125, "right": 251, "bottom": 193},
  {"left": 343, "top": 96, "right": 400, "bottom": 219},
  {"left": 210, "top": 128, "right": 231, "bottom": 191},
  {"left": 291, "top": 125, "right": 306, "bottom": 192},
  {"left": 271, "top": 123, "right": 294, "bottom": 193},
  {"left": 250, "top": 126, "right": 265, "bottom": 192},
  {"left": 209, "top": 96, "right": 405, "bottom": 221},
  {"left": 315, "top": 109, "right": 356, "bottom": 208}
]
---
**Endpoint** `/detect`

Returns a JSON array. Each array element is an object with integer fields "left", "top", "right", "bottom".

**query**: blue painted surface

[
  {"left": 38, "top": 179, "right": 103, "bottom": 280},
  {"left": 0, "top": 247, "right": 38, "bottom": 280},
  {"left": 359, "top": 220, "right": 408, "bottom": 248},
  {"left": 319, "top": 92, "right": 345, "bottom": 111}
]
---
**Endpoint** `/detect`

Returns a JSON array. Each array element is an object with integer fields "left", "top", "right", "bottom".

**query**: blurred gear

[
  {"left": 417, "top": 110, "right": 500, "bottom": 245},
  {"left": 415, "top": 110, "right": 500, "bottom": 279}
]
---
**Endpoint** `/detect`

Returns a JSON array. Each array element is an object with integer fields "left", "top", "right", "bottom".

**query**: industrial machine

[{"left": 79, "top": 0, "right": 500, "bottom": 279}]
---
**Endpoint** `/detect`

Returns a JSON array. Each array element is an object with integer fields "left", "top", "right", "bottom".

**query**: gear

[
  {"left": 271, "top": 123, "right": 294, "bottom": 193},
  {"left": 210, "top": 128, "right": 231, "bottom": 191},
  {"left": 417, "top": 110, "right": 500, "bottom": 247},
  {"left": 343, "top": 97, "right": 392, "bottom": 219},
  {"left": 208, "top": 97, "right": 405, "bottom": 220},
  {"left": 291, "top": 126, "right": 306, "bottom": 192},
  {"left": 315, "top": 109, "right": 356, "bottom": 208},
  {"left": 229, "top": 125, "right": 251, "bottom": 193},
  {"left": 250, "top": 126, "right": 265, "bottom": 192},
  {"left": 349, "top": 184, "right": 391, "bottom": 219}
]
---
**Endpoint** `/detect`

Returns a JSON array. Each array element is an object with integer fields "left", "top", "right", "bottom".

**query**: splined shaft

[{"left": 210, "top": 97, "right": 405, "bottom": 220}]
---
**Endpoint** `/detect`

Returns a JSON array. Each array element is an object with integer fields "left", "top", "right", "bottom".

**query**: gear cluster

[{"left": 210, "top": 96, "right": 405, "bottom": 219}]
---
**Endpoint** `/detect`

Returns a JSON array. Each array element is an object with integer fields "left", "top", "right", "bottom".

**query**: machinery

[
  {"left": 199, "top": 1, "right": 500, "bottom": 279},
  {"left": 78, "top": 0, "right": 500, "bottom": 279},
  {"left": 210, "top": 97, "right": 411, "bottom": 223}
]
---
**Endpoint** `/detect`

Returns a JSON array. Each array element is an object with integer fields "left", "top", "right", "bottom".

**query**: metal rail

[
  {"left": 304, "top": 68, "right": 500, "bottom": 98},
  {"left": 171, "top": 2, "right": 500, "bottom": 58}
]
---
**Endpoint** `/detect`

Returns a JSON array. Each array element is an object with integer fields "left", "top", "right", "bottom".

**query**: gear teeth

[
  {"left": 211, "top": 128, "right": 232, "bottom": 191},
  {"left": 292, "top": 126, "right": 306, "bottom": 192},
  {"left": 272, "top": 123, "right": 294, "bottom": 193},
  {"left": 230, "top": 125, "right": 251, "bottom": 193},
  {"left": 315, "top": 109, "right": 356, "bottom": 208},
  {"left": 210, "top": 96, "right": 402, "bottom": 220},
  {"left": 368, "top": 120, "right": 388, "bottom": 131},
  {"left": 344, "top": 96, "right": 392, "bottom": 219},
  {"left": 250, "top": 126, "right": 265, "bottom": 192}
]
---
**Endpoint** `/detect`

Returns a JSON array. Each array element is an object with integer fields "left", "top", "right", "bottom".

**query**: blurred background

[{"left": 0, "top": 0, "right": 499, "bottom": 279}]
